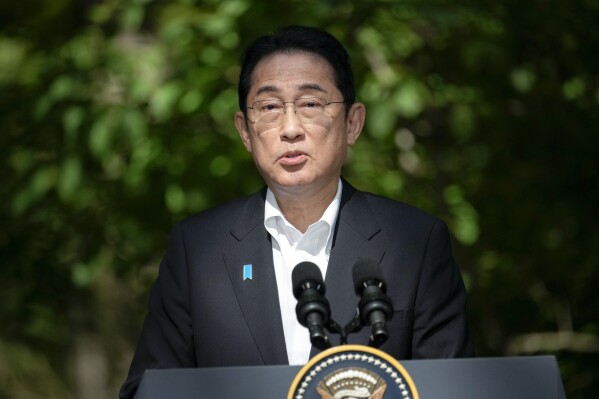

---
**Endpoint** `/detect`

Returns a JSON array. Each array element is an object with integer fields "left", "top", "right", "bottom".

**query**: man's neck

[{"left": 272, "top": 181, "right": 340, "bottom": 233}]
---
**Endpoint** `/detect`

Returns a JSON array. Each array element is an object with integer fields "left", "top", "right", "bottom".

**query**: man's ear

[
  {"left": 235, "top": 111, "right": 252, "bottom": 152},
  {"left": 346, "top": 102, "right": 366, "bottom": 145}
]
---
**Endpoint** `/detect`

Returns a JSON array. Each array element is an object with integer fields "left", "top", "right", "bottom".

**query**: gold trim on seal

[{"left": 287, "top": 344, "right": 419, "bottom": 399}]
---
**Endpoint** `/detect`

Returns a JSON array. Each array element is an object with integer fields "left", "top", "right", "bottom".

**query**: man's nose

[
  {"left": 283, "top": 102, "right": 297, "bottom": 114},
  {"left": 281, "top": 103, "right": 303, "bottom": 139}
]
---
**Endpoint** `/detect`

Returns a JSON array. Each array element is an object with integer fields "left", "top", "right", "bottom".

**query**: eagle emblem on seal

[{"left": 316, "top": 367, "right": 387, "bottom": 399}]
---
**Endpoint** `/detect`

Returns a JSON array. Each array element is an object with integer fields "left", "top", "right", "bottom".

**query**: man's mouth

[
  {"left": 282, "top": 151, "right": 304, "bottom": 158},
  {"left": 279, "top": 151, "right": 306, "bottom": 165}
]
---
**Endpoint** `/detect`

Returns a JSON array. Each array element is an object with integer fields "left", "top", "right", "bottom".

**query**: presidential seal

[{"left": 287, "top": 345, "right": 419, "bottom": 399}]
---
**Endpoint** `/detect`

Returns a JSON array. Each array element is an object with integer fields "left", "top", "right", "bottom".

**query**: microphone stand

[{"left": 323, "top": 313, "right": 389, "bottom": 348}]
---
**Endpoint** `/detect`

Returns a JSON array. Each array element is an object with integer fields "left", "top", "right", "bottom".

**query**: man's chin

[
  {"left": 267, "top": 175, "right": 338, "bottom": 197},
  {"left": 273, "top": 179, "right": 312, "bottom": 191}
]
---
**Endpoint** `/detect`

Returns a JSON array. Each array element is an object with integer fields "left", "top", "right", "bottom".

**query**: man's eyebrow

[
  {"left": 298, "top": 83, "right": 328, "bottom": 93},
  {"left": 255, "top": 85, "right": 279, "bottom": 96}
]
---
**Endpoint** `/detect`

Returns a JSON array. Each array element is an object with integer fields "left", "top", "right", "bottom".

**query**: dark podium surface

[{"left": 134, "top": 355, "right": 566, "bottom": 399}]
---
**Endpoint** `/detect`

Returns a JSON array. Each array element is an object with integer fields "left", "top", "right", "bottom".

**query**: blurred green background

[{"left": 1, "top": 0, "right": 598, "bottom": 398}]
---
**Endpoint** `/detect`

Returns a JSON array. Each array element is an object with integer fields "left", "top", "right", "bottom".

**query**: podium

[{"left": 134, "top": 356, "right": 566, "bottom": 399}]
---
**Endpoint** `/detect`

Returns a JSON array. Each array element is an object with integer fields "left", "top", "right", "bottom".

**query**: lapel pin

[{"left": 243, "top": 264, "right": 253, "bottom": 281}]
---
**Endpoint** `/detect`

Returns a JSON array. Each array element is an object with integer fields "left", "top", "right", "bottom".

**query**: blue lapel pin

[{"left": 243, "top": 264, "right": 253, "bottom": 281}]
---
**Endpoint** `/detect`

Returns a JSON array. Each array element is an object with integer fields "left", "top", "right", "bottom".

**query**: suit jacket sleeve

[
  {"left": 411, "top": 218, "right": 474, "bottom": 358},
  {"left": 119, "top": 223, "right": 196, "bottom": 399}
]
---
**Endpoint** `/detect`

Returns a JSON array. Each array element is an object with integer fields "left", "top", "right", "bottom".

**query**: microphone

[
  {"left": 352, "top": 258, "right": 393, "bottom": 348},
  {"left": 292, "top": 261, "right": 332, "bottom": 350}
]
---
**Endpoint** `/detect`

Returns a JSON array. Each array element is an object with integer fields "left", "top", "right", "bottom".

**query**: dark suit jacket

[{"left": 119, "top": 181, "right": 473, "bottom": 398}]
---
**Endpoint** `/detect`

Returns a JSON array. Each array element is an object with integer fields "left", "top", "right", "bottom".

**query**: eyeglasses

[{"left": 246, "top": 97, "right": 347, "bottom": 125}]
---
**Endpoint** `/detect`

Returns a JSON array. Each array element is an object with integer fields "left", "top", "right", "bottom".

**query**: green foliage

[{"left": 1, "top": 0, "right": 597, "bottom": 398}]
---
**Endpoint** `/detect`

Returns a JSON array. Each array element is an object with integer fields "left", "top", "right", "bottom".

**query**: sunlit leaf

[
  {"left": 392, "top": 80, "right": 427, "bottom": 118},
  {"left": 165, "top": 184, "right": 186, "bottom": 213},
  {"left": 209, "top": 155, "right": 232, "bottom": 177},
  {"left": 57, "top": 156, "right": 82, "bottom": 201},
  {"left": 149, "top": 80, "right": 184, "bottom": 122}
]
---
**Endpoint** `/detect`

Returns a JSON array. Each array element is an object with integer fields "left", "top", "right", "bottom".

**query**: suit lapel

[
  {"left": 223, "top": 183, "right": 384, "bottom": 360},
  {"left": 323, "top": 182, "right": 385, "bottom": 346},
  {"left": 223, "top": 190, "right": 288, "bottom": 365}
]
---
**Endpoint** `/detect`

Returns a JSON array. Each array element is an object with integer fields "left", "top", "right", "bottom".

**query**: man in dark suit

[{"left": 120, "top": 25, "right": 473, "bottom": 399}]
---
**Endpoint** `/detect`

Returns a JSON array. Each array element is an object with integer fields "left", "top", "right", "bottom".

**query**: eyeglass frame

[{"left": 244, "top": 97, "right": 350, "bottom": 124}]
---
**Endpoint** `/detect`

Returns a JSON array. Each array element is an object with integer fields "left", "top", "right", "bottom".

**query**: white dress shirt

[{"left": 264, "top": 180, "right": 342, "bottom": 365}]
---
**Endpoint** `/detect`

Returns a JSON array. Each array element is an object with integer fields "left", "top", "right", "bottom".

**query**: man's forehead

[{"left": 248, "top": 52, "right": 335, "bottom": 96}]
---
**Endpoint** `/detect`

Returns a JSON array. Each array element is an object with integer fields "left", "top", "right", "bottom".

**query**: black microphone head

[
  {"left": 352, "top": 258, "right": 386, "bottom": 294},
  {"left": 292, "top": 261, "right": 325, "bottom": 299}
]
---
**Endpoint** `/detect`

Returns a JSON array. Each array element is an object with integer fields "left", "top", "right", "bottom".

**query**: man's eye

[
  {"left": 299, "top": 99, "right": 322, "bottom": 108},
  {"left": 261, "top": 102, "right": 281, "bottom": 112}
]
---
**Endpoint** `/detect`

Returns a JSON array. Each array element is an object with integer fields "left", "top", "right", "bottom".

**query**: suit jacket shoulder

[
  {"left": 178, "top": 188, "right": 267, "bottom": 240},
  {"left": 329, "top": 181, "right": 473, "bottom": 358}
]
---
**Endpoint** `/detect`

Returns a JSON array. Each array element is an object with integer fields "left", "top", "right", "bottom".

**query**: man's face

[{"left": 235, "top": 52, "right": 364, "bottom": 199}]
